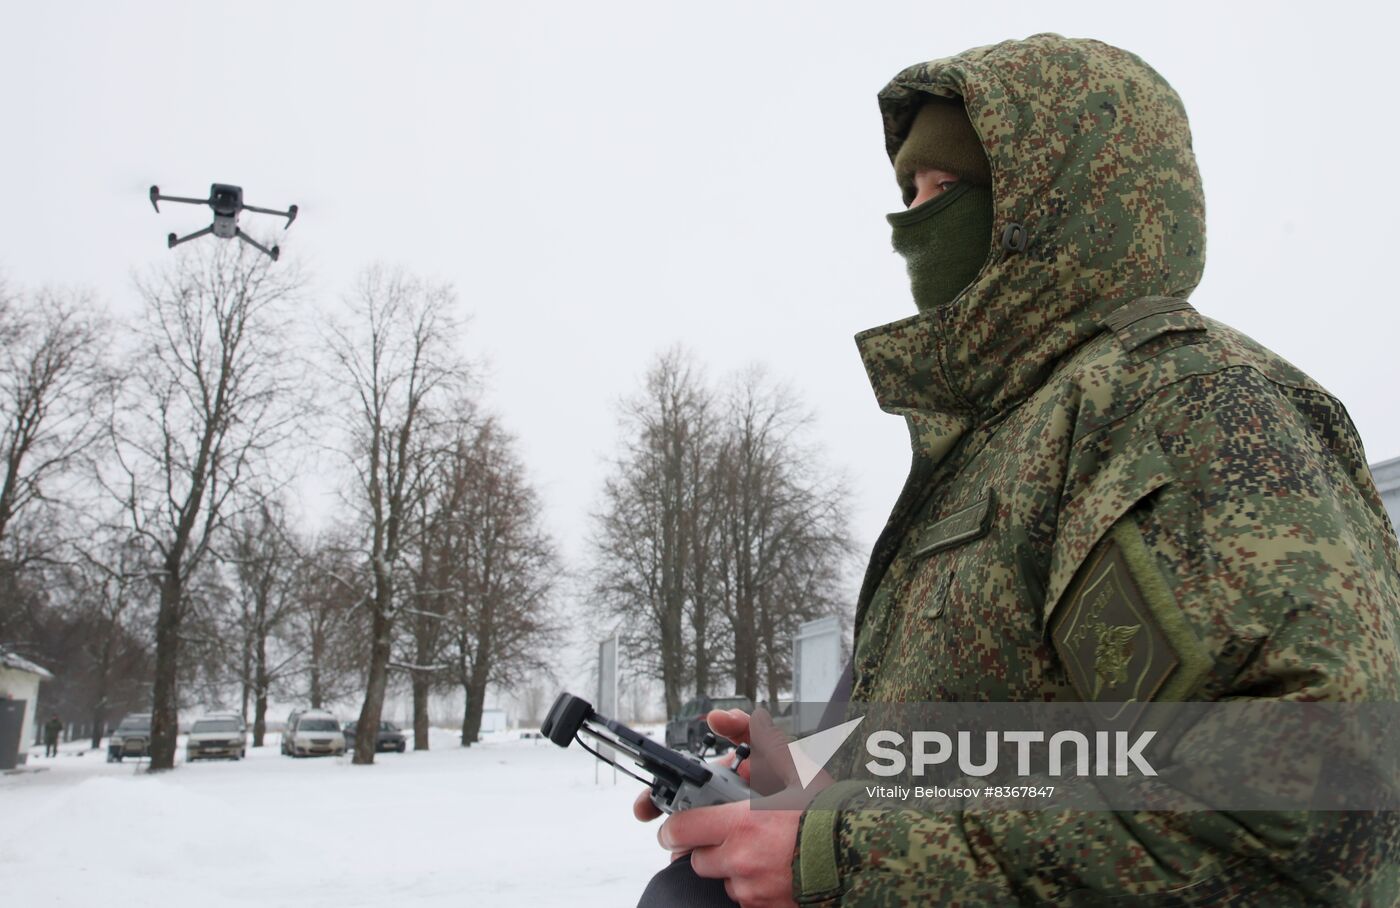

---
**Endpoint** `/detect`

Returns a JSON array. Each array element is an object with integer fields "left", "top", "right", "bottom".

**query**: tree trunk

[
  {"left": 353, "top": 601, "right": 393, "bottom": 763},
  {"left": 692, "top": 596, "right": 709, "bottom": 698},
  {"left": 90, "top": 632, "right": 115, "bottom": 750},
  {"left": 89, "top": 704, "right": 105, "bottom": 751},
  {"left": 309, "top": 629, "right": 324, "bottom": 709},
  {"left": 765, "top": 648, "right": 781, "bottom": 715},
  {"left": 659, "top": 609, "right": 684, "bottom": 718},
  {"left": 462, "top": 668, "right": 488, "bottom": 747},
  {"left": 239, "top": 640, "right": 252, "bottom": 724},
  {"left": 148, "top": 571, "right": 183, "bottom": 770},
  {"left": 253, "top": 632, "right": 269, "bottom": 747},
  {"left": 411, "top": 674, "right": 430, "bottom": 750},
  {"left": 734, "top": 588, "right": 758, "bottom": 702}
]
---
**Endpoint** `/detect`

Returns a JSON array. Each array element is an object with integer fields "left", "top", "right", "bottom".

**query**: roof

[{"left": 0, "top": 651, "right": 54, "bottom": 680}]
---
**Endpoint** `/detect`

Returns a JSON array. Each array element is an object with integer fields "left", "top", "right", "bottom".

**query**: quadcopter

[{"left": 148, "top": 183, "right": 298, "bottom": 261}]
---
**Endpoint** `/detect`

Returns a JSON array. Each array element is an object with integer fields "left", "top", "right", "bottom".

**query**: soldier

[
  {"left": 636, "top": 33, "right": 1400, "bottom": 906},
  {"left": 43, "top": 713, "right": 62, "bottom": 758}
]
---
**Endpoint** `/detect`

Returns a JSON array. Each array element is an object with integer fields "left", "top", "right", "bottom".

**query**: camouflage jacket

[{"left": 792, "top": 34, "right": 1400, "bottom": 906}]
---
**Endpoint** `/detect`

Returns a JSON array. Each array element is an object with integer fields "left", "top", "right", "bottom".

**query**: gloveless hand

[{"left": 634, "top": 709, "right": 801, "bottom": 908}]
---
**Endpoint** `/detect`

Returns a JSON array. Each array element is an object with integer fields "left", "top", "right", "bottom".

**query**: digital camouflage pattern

[{"left": 792, "top": 34, "right": 1400, "bottom": 906}]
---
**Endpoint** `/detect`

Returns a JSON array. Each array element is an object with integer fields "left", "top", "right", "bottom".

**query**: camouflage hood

[{"left": 860, "top": 34, "right": 1206, "bottom": 425}]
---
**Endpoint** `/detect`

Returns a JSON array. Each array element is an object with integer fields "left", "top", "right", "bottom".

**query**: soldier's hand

[
  {"left": 632, "top": 708, "right": 751, "bottom": 822},
  {"left": 658, "top": 798, "right": 801, "bottom": 908}
]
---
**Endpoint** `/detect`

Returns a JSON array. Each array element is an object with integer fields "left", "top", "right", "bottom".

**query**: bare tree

[
  {"left": 287, "top": 533, "right": 366, "bottom": 710},
  {"left": 0, "top": 280, "right": 112, "bottom": 555},
  {"left": 69, "top": 534, "right": 157, "bottom": 749},
  {"left": 0, "top": 280, "right": 114, "bottom": 650},
  {"left": 399, "top": 471, "right": 458, "bottom": 751},
  {"left": 589, "top": 349, "right": 713, "bottom": 717},
  {"left": 107, "top": 244, "right": 303, "bottom": 770},
  {"left": 590, "top": 354, "right": 854, "bottom": 719},
  {"left": 713, "top": 368, "right": 854, "bottom": 707},
  {"left": 224, "top": 499, "right": 300, "bottom": 746},
  {"left": 324, "top": 265, "right": 471, "bottom": 764},
  {"left": 440, "top": 418, "right": 560, "bottom": 745}
]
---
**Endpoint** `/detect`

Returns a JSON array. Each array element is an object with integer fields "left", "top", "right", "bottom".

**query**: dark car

[
  {"left": 106, "top": 713, "right": 152, "bottom": 762},
  {"left": 343, "top": 720, "right": 407, "bottom": 753},
  {"left": 665, "top": 695, "right": 753, "bottom": 755}
]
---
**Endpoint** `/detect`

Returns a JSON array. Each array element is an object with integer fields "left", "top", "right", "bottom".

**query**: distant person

[{"left": 43, "top": 714, "right": 62, "bottom": 757}]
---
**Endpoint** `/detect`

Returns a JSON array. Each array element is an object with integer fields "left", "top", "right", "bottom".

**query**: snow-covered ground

[{"left": 0, "top": 727, "right": 669, "bottom": 906}]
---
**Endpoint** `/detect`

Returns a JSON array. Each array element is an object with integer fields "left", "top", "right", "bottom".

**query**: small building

[
  {"left": 1372, "top": 455, "right": 1400, "bottom": 532},
  {"left": 0, "top": 651, "right": 54, "bottom": 769},
  {"left": 479, "top": 708, "right": 509, "bottom": 734}
]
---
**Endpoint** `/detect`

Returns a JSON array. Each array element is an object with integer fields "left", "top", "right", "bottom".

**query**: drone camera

[{"left": 210, "top": 185, "right": 242, "bottom": 216}]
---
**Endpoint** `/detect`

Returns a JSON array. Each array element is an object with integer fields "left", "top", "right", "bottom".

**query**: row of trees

[
  {"left": 2, "top": 248, "right": 857, "bottom": 769},
  {"left": 588, "top": 350, "right": 855, "bottom": 718},
  {"left": 0, "top": 248, "right": 559, "bottom": 769}
]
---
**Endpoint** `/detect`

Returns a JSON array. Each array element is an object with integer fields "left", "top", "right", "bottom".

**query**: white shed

[
  {"left": 0, "top": 651, "right": 54, "bottom": 768},
  {"left": 478, "top": 708, "right": 508, "bottom": 733}
]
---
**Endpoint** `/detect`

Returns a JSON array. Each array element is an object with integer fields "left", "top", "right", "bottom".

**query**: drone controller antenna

[{"left": 571, "top": 730, "right": 651, "bottom": 787}]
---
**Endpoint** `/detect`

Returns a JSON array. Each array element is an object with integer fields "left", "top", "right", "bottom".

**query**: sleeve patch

[{"left": 1050, "top": 518, "right": 1211, "bottom": 715}]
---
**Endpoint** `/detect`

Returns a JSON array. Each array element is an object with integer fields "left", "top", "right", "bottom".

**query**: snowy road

[{"left": 0, "top": 728, "right": 668, "bottom": 907}]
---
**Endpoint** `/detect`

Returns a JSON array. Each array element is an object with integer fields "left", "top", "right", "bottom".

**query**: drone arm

[
  {"left": 150, "top": 186, "right": 211, "bottom": 213},
  {"left": 235, "top": 228, "right": 280, "bottom": 261},
  {"left": 241, "top": 202, "right": 299, "bottom": 227},
  {"left": 167, "top": 226, "right": 214, "bottom": 248}
]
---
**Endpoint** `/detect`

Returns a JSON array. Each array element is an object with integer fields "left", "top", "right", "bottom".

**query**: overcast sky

[{"left": 4, "top": 1, "right": 1397, "bottom": 581}]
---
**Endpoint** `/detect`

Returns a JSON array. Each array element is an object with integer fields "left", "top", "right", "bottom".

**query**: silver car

[
  {"left": 185, "top": 715, "right": 248, "bottom": 761},
  {"left": 281, "top": 709, "right": 345, "bottom": 757}
]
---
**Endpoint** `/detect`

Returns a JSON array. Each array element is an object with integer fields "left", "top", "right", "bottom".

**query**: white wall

[{"left": 0, "top": 667, "right": 42, "bottom": 766}]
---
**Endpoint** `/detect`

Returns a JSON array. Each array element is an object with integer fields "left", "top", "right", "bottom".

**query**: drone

[{"left": 148, "top": 183, "right": 298, "bottom": 261}]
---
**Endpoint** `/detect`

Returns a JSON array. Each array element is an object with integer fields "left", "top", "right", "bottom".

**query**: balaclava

[{"left": 887, "top": 98, "right": 994, "bottom": 313}]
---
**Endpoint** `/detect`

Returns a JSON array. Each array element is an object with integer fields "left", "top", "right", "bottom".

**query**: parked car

[
  {"left": 665, "top": 695, "right": 754, "bottom": 755},
  {"left": 281, "top": 709, "right": 345, "bottom": 757},
  {"left": 107, "top": 713, "right": 152, "bottom": 762},
  {"left": 343, "top": 720, "right": 407, "bottom": 753},
  {"left": 185, "top": 714, "right": 248, "bottom": 761}
]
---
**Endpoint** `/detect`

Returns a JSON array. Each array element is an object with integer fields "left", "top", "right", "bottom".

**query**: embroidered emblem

[{"left": 1050, "top": 519, "right": 1213, "bottom": 715}]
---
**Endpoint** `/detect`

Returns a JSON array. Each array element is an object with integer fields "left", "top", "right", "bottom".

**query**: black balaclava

[{"left": 887, "top": 98, "right": 994, "bottom": 313}]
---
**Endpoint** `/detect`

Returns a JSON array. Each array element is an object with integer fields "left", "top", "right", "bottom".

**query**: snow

[
  {"left": 0, "top": 649, "right": 54, "bottom": 678},
  {"left": 0, "top": 727, "right": 671, "bottom": 906}
]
